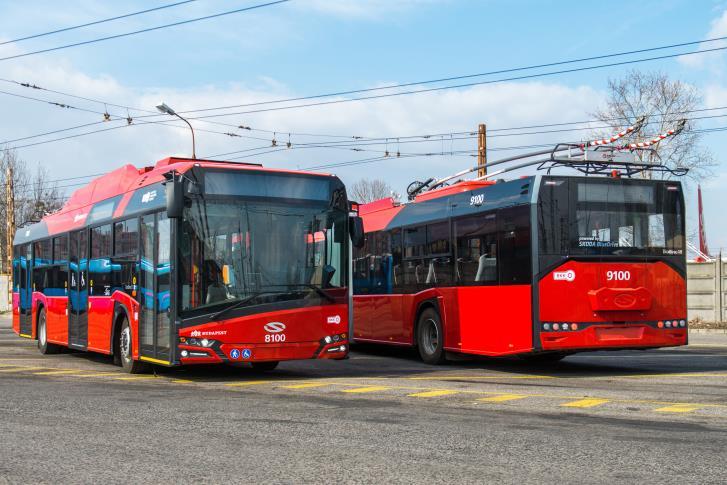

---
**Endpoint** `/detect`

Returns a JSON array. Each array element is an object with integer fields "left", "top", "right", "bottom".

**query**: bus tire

[
  {"left": 118, "top": 318, "right": 148, "bottom": 374},
  {"left": 251, "top": 361, "right": 279, "bottom": 372},
  {"left": 417, "top": 307, "right": 445, "bottom": 365},
  {"left": 37, "top": 308, "right": 60, "bottom": 355}
]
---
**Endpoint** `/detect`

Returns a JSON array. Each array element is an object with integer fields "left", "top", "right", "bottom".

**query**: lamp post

[{"left": 156, "top": 102, "right": 196, "bottom": 159}]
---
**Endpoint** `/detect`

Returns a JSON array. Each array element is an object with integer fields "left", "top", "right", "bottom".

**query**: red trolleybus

[
  {"left": 13, "top": 157, "right": 362, "bottom": 373},
  {"left": 352, "top": 132, "right": 688, "bottom": 363}
]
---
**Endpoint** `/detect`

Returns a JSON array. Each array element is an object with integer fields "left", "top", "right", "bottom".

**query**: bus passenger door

[
  {"left": 138, "top": 213, "right": 172, "bottom": 364},
  {"left": 68, "top": 230, "right": 88, "bottom": 348},
  {"left": 18, "top": 244, "right": 32, "bottom": 336}
]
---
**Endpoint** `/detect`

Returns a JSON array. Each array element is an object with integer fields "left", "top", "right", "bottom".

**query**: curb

[{"left": 689, "top": 328, "right": 727, "bottom": 334}]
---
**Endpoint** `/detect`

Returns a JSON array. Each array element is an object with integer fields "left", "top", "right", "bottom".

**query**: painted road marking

[
  {"left": 0, "top": 366, "right": 45, "bottom": 373},
  {"left": 33, "top": 369, "right": 88, "bottom": 376},
  {"left": 561, "top": 398, "right": 611, "bottom": 408},
  {"left": 283, "top": 382, "right": 329, "bottom": 390},
  {"left": 225, "top": 380, "right": 272, "bottom": 388},
  {"left": 70, "top": 372, "right": 124, "bottom": 378},
  {"left": 342, "top": 386, "right": 390, "bottom": 394},
  {"left": 478, "top": 394, "right": 528, "bottom": 403},
  {"left": 655, "top": 404, "right": 703, "bottom": 413},
  {"left": 409, "top": 375, "right": 554, "bottom": 380},
  {"left": 171, "top": 379, "right": 194, "bottom": 384},
  {"left": 408, "top": 390, "right": 459, "bottom": 398},
  {"left": 114, "top": 375, "right": 159, "bottom": 381}
]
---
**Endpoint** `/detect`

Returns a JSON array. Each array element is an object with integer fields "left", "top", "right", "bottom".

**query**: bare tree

[
  {"left": 0, "top": 149, "right": 64, "bottom": 272},
  {"left": 349, "top": 178, "right": 394, "bottom": 203},
  {"left": 591, "top": 70, "right": 715, "bottom": 180}
]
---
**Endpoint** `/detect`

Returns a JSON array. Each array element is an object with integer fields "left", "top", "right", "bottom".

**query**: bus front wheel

[
  {"left": 37, "top": 308, "right": 61, "bottom": 355},
  {"left": 118, "top": 318, "right": 148, "bottom": 374},
  {"left": 417, "top": 307, "right": 445, "bottom": 365}
]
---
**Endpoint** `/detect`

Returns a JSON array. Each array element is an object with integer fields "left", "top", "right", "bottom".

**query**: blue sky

[{"left": 1, "top": 0, "right": 726, "bottom": 250}]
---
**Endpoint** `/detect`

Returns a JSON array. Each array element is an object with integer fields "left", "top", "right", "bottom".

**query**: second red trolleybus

[
  {"left": 13, "top": 157, "right": 363, "bottom": 373},
  {"left": 352, "top": 123, "right": 689, "bottom": 363}
]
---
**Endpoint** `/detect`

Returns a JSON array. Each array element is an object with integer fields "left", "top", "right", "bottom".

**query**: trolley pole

[
  {"left": 477, "top": 123, "right": 487, "bottom": 178},
  {"left": 5, "top": 166, "right": 14, "bottom": 278}
]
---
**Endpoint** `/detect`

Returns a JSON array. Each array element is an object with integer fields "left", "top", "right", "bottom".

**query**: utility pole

[
  {"left": 477, "top": 123, "right": 487, "bottom": 177},
  {"left": 5, "top": 166, "right": 14, "bottom": 276}
]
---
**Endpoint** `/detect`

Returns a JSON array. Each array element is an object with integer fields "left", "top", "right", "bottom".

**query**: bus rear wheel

[
  {"left": 251, "top": 361, "right": 279, "bottom": 372},
  {"left": 417, "top": 307, "right": 445, "bottom": 365},
  {"left": 37, "top": 308, "right": 61, "bottom": 355},
  {"left": 118, "top": 318, "right": 148, "bottom": 374}
]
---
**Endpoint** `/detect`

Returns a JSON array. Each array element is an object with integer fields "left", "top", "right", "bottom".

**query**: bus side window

[
  {"left": 454, "top": 213, "right": 497, "bottom": 284},
  {"left": 497, "top": 206, "right": 531, "bottom": 284},
  {"left": 403, "top": 226, "right": 426, "bottom": 290},
  {"left": 33, "top": 239, "right": 52, "bottom": 293},
  {"left": 426, "top": 221, "right": 452, "bottom": 286},
  {"left": 90, "top": 224, "right": 113, "bottom": 295},
  {"left": 53, "top": 235, "right": 69, "bottom": 296},
  {"left": 390, "top": 229, "right": 402, "bottom": 293},
  {"left": 113, "top": 218, "right": 139, "bottom": 298}
]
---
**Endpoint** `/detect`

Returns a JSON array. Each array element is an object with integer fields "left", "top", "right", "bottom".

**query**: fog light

[
  {"left": 340, "top": 345, "right": 346, "bottom": 352},
  {"left": 181, "top": 350, "right": 189, "bottom": 358}
]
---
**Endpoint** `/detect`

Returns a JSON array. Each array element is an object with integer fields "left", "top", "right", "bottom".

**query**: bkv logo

[
  {"left": 190, "top": 330, "right": 202, "bottom": 337},
  {"left": 553, "top": 270, "right": 576, "bottom": 282},
  {"left": 264, "top": 322, "right": 286, "bottom": 333}
]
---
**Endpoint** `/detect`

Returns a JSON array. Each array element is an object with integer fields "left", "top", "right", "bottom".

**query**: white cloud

[{"left": 678, "top": 9, "right": 727, "bottom": 70}]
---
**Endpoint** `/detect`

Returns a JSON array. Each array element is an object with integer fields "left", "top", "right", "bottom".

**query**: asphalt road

[{"left": 1, "top": 315, "right": 726, "bottom": 484}]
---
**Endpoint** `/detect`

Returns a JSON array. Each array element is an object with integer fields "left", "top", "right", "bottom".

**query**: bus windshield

[
  {"left": 179, "top": 199, "right": 348, "bottom": 315},
  {"left": 538, "top": 177, "right": 685, "bottom": 256}
]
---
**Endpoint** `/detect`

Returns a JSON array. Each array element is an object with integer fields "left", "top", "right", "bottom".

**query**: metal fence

[{"left": 687, "top": 257, "right": 727, "bottom": 323}]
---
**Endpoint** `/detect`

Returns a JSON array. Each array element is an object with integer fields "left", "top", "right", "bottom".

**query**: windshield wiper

[
  {"left": 209, "top": 292, "right": 278, "bottom": 321},
  {"left": 289, "top": 284, "right": 336, "bottom": 303}
]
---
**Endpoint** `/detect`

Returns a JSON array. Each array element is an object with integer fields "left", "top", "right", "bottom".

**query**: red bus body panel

[
  {"left": 179, "top": 304, "right": 349, "bottom": 364},
  {"left": 354, "top": 285, "right": 533, "bottom": 357},
  {"left": 538, "top": 261, "right": 687, "bottom": 351}
]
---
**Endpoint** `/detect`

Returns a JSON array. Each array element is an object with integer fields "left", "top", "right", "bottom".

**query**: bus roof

[
  {"left": 14, "top": 157, "right": 336, "bottom": 245},
  {"left": 358, "top": 177, "right": 534, "bottom": 233}
]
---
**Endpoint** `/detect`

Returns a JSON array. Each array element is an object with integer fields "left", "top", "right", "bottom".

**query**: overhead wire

[
  {"left": 164, "top": 35, "right": 727, "bottom": 115},
  {"left": 0, "top": 0, "right": 291, "bottom": 62},
  {"left": 0, "top": 1, "right": 198, "bottom": 46}
]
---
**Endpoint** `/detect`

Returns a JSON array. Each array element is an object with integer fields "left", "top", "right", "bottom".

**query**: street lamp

[{"left": 156, "top": 102, "right": 196, "bottom": 159}]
